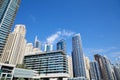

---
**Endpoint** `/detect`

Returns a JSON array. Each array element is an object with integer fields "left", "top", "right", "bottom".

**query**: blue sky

[{"left": 14, "top": 0, "right": 120, "bottom": 62}]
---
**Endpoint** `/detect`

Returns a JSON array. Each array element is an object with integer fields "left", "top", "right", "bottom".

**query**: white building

[
  {"left": 1, "top": 25, "right": 26, "bottom": 65},
  {"left": 44, "top": 43, "right": 53, "bottom": 52},
  {"left": 25, "top": 43, "right": 33, "bottom": 55},
  {"left": 67, "top": 55, "right": 73, "bottom": 78},
  {"left": 84, "top": 57, "right": 90, "bottom": 80}
]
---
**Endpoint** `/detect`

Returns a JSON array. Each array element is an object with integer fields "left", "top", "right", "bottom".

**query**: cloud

[
  {"left": 84, "top": 47, "right": 119, "bottom": 61},
  {"left": 87, "top": 47, "right": 117, "bottom": 54},
  {"left": 62, "top": 29, "right": 75, "bottom": 37},
  {"left": 47, "top": 31, "right": 61, "bottom": 44},
  {"left": 109, "top": 51, "right": 120, "bottom": 57},
  {"left": 46, "top": 29, "right": 74, "bottom": 44}
]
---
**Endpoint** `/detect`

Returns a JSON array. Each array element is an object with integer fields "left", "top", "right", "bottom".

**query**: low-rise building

[{"left": 24, "top": 50, "right": 69, "bottom": 80}]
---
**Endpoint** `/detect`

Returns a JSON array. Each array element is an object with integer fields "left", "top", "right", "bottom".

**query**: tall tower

[
  {"left": 34, "top": 36, "right": 41, "bottom": 49},
  {"left": 0, "top": 0, "right": 21, "bottom": 56},
  {"left": 94, "top": 54, "right": 115, "bottom": 80},
  {"left": 72, "top": 34, "right": 86, "bottom": 78},
  {"left": 89, "top": 61, "right": 101, "bottom": 80},
  {"left": 57, "top": 39, "right": 66, "bottom": 52},
  {"left": 1, "top": 25, "right": 26, "bottom": 65}
]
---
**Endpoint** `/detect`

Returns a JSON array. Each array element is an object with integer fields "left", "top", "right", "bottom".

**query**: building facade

[
  {"left": 113, "top": 65, "right": 120, "bottom": 80},
  {"left": 72, "top": 34, "right": 86, "bottom": 78},
  {"left": 94, "top": 54, "right": 115, "bottom": 80},
  {"left": 84, "top": 57, "right": 90, "bottom": 80},
  {"left": 0, "top": 63, "right": 15, "bottom": 80},
  {"left": 0, "top": 0, "right": 20, "bottom": 56},
  {"left": 44, "top": 43, "right": 53, "bottom": 52},
  {"left": 89, "top": 61, "right": 101, "bottom": 80},
  {"left": 1, "top": 25, "right": 26, "bottom": 65},
  {"left": 24, "top": 50, "right": 69, "bottom": 80},
  {"left": 67, "top": 55, "right": 73, "bottom": 78},
  {"left": 25, "top": 43, "right": 33, "bottom": 55},
  {"left": 57, "top": 39, "right": 66, "bottom": 52}
]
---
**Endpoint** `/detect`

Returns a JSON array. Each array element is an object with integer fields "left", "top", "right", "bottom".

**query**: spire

[{"left": 35, "top": 35, "right": 38, "bottom": 42}]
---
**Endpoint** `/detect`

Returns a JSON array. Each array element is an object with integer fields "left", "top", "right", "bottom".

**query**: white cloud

[
  {"left": 89, "top": 49, "right": 104, "bottom": 54},
  {"left": 62, "top": 29, "right": 75, "bottom": 37},
  {"left": 47, "top": 31, "right": 61, "bottom": 44},
  {"left": 87, "top": 47, "right": 117, "bottom": 54},
  {"left": 46, "top": 29, "right": 74, "bottom": 44},
  {"left": 109, "top": 51, "right": 120, "bottom": 57}
]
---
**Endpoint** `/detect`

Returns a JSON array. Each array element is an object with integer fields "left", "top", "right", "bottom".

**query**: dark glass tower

[
  {"left": 72, "top": 34, "right": 86, "bottom": 78},
  {"left": 34, "top": 36, "right": 41, "bottom": 49},
  {"left": 57, "top": 39, "right": 66, "bottom": 52},
  {"left": 0, "top": 0, "right": 21, "bottom": 56},
  {"left": 90, "top": 61, "right": 101, "bottom": 80}
]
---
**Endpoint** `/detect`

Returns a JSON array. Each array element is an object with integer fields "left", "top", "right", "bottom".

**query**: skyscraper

[
  {"left": 94, "top": 54, "right": 115, "bottom": 80},
  {"left": 113, "top": 65, "right": 120, "bottom": 80},
  {"left": 0, "top": 0, "right": 21, "bottom": 56},
  {"left": 34, "top": 36, "right": 41, "bottom": 49},
  {"left": 89, "top": 61, "right": 101, "bottom": 80},
  {"left": 57, "top": 39, "right": 66, "bottom": 52},
  {"left": 72, "top": 34, "right": 86, "bottom": 78},
  {"left": 1, "top": 25, "right": 26, "bottom": 65}
]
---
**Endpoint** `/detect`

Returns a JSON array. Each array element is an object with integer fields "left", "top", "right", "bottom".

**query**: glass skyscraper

[
  {"left": 90, "top": 61, "right": 101, "bottom": 80},
  {"left": 0, "top": 0, "right": 20, "bottom": 56},
  {"left": 72, "top": 34, "right": 86, "bottom": 78},
  {"left": 34, "top": 36, "right": 41, "bottom": 49},
  {"left": 57, "top": 39, "right": 66, "bottom": 52}
]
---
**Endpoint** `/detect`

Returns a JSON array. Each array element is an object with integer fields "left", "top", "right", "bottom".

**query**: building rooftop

[{"left": 24, "top": 50, "right": 66, "bottom": 56}]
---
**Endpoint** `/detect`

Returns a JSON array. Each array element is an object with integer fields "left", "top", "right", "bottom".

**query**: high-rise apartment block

[
  {"left": 0, "top": 0, "right": 21, "bottom": 56},
  {"left": 94, "top": 54, "right": 115, "bottom": 80},
  {"left": 1, "top": 25, "right": 26, "bottom": 65},
  {"left": 89, "top": 61, "right": 101, "bottom": 80},
  {"left": 113, "top": 65, "right": 120, "bottom": 80},
  {"left": 72, "top": 34, "right": 86, "bottom": 78}
]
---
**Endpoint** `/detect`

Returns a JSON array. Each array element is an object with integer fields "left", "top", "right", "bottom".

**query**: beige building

[
  {"left": 67, "top": 55, "right": 73, "bottom": 78},
  {"left": 25, "top": 43, "right": 33, "bottom": 55},
  {"left": 1, "top": 25, "right": 26, "bottom": 65},
  {"left": 84, "top": 56, "right": 90, "bottom": 80}
]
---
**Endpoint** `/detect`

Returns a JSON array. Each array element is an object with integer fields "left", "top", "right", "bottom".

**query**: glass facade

[
  {"left": 89, "top": 61, "right": 101, "bottom": 80},
  {"left": 0, "top": 0, "right": 20, "bottom": 55},
  {"left": 24, "top": 51, "right": 68, "bottom": 75},
  {"left": 34, "top": 36, "right": 41, "bottom": 49},
  {"left": 0, "top": 63, "right": 15, "bottom": 80},
  {"left": 57, "top": 39, "right": 66, "bottom": 52},
  {"left": 72, "top": 34, "right": 86, "bottom": 78}
]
